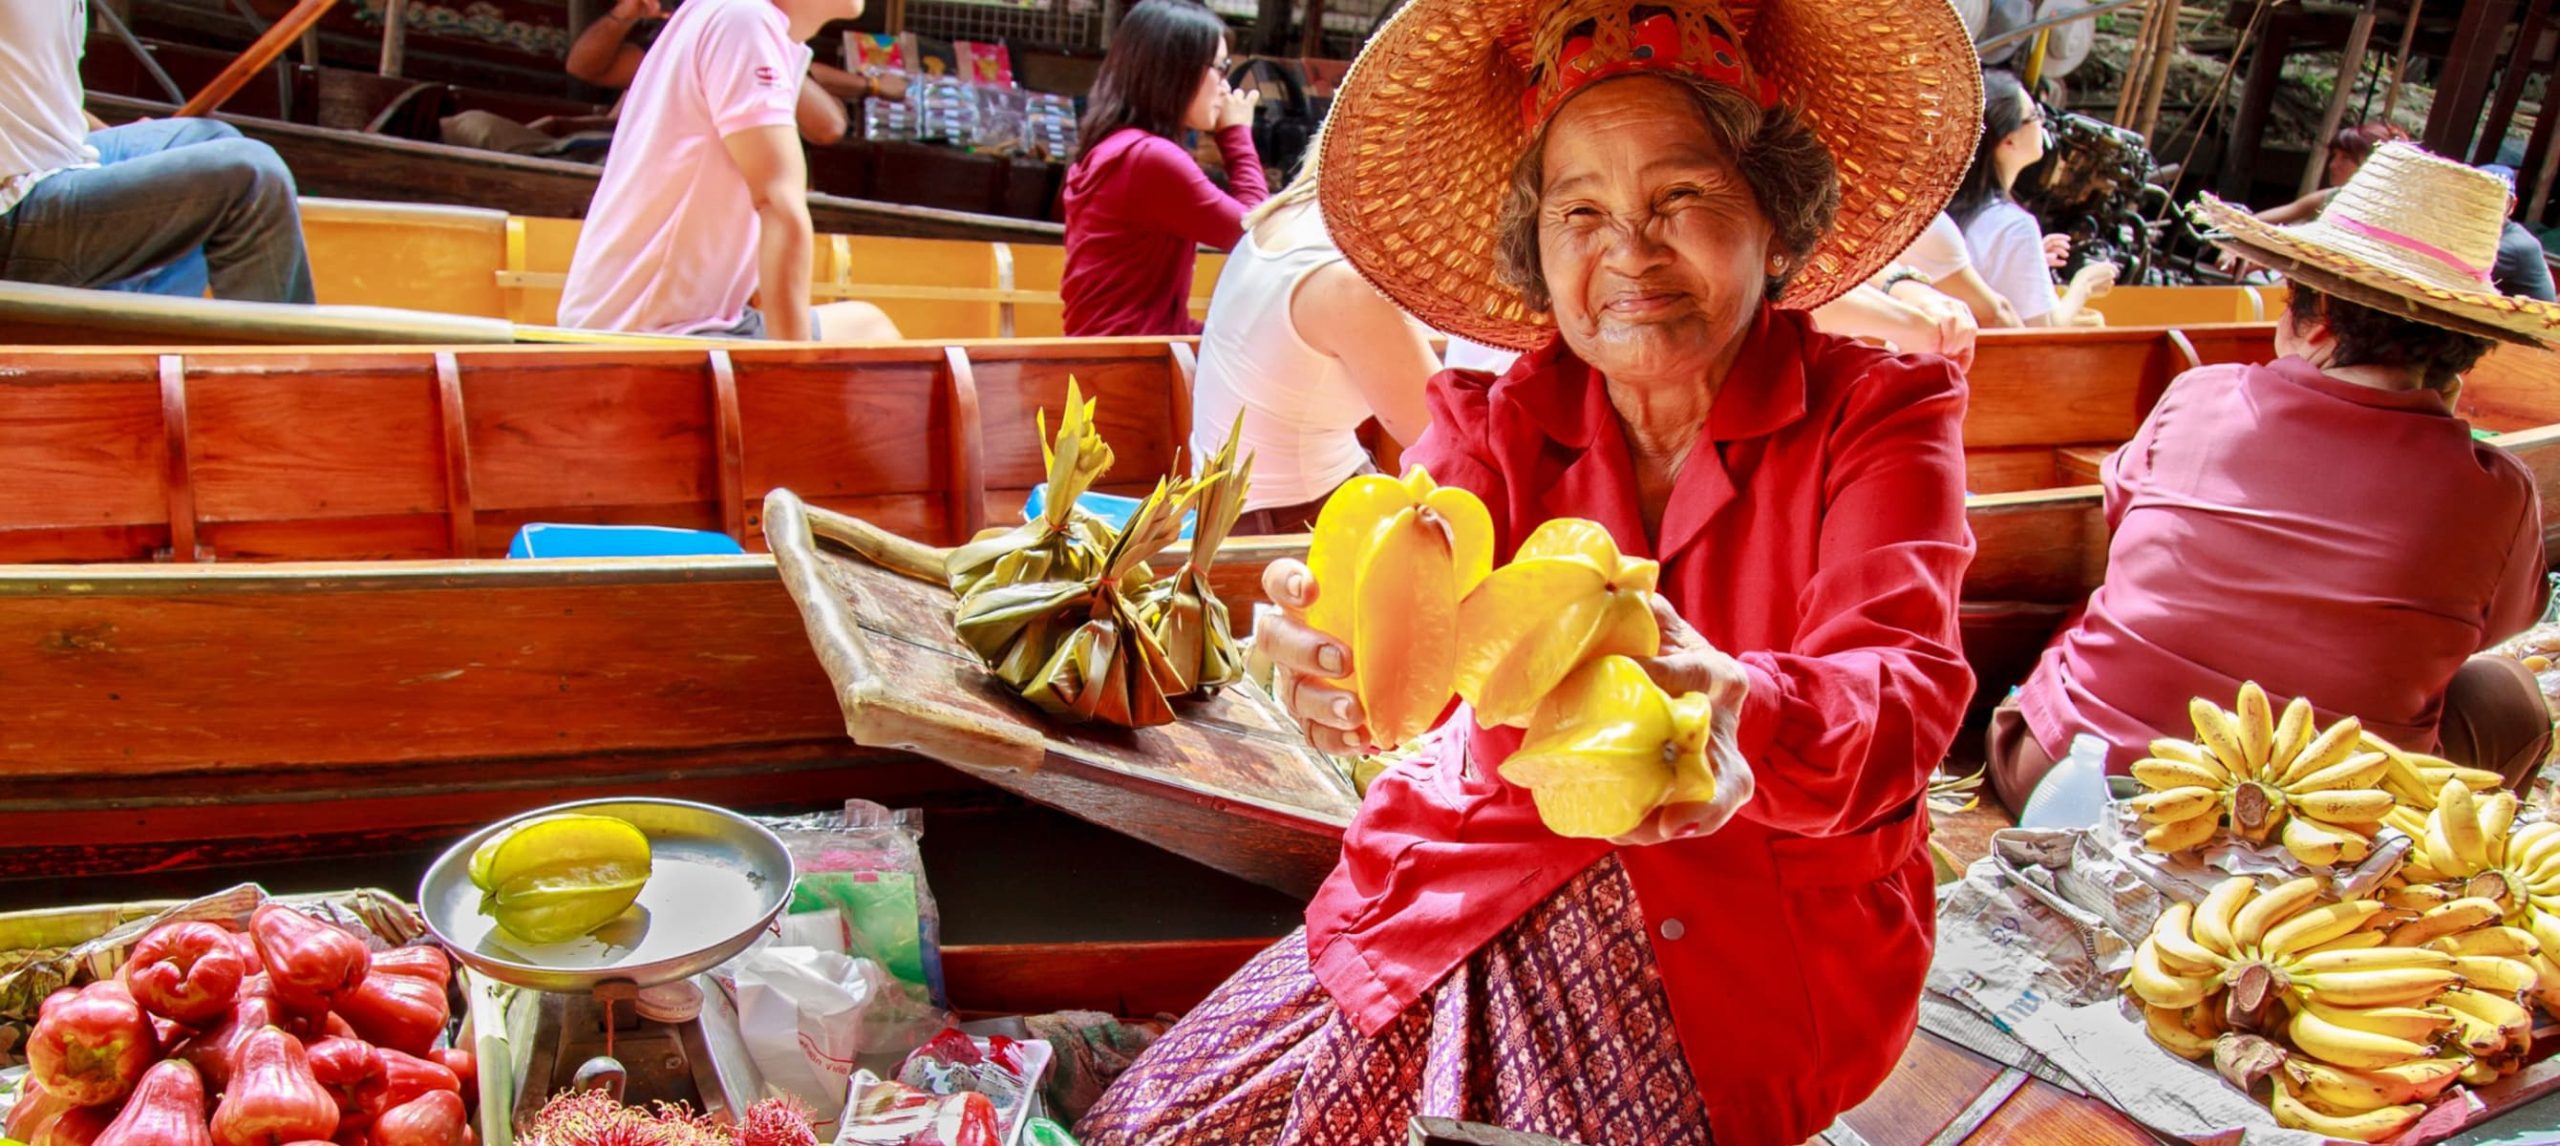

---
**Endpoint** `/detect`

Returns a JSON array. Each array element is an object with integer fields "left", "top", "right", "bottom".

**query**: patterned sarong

[{"left": 1075, "top": 855, "right": 1712, "bottom": 1145}]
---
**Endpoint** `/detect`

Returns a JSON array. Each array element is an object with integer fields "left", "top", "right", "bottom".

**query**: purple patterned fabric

[{"left": 1076, "top": 856, "right": 1711, "bottom": 1145}]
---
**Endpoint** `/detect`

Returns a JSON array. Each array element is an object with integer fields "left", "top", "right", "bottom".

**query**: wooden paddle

[{"left": 176, "top": 0, "right": 340, "bottom": 118}]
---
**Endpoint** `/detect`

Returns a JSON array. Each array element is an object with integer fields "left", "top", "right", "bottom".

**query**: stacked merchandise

[{"left": 848, "top": 33, "right": 1076, "bottom": 162}]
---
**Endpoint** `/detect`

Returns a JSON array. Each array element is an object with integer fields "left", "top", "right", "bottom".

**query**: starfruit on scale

[
  {"left": 1452, "top": 517, "right": 1660, "bottom": 729},
  {"left": 1141, "top": 414, "right": 1253, "bottom": 696},
  {"left": 1499, "top": 654, "right": 1719, "bottom": 839},
  {"left": 1303, "top": 466, "right": 1494, "bottom": 750},
  {"left": 955, "top": 476, "right": 1196, "bottom": 727},
  {"left": 945, "top": 378, "right": 1117, "bottom": 600}
]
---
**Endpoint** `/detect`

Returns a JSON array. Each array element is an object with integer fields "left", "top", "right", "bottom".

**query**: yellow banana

[
  {"left": 2297, "top": 1001, "right": 2454, "bottom": 1043},
  {"left": 2289, "top": 752, "right": 2392, "bottom": 795},
  {"left": 2292, "top": 789, "right": 2396, "bottom": 823},
  {"left": 2150, "top": 902, "right": 2228, "bottom": 975},
  {"left": 2236, "top": 682, "right": 2274, "bottom": 778},
  {"left": 2383, "top": 897, "right": 2504, "bottom": 948},
  {"left": 2129, "top": 786, "right": 2220, "bottom": 823},
  {"left": 2294, "top": 966, "right": 2465, "bottom": 1008},
  {"left": 2383, "top": 883, "right": 2453, "bottom": 912},
  {"left": 2192, "top": 877, "right": 2257, "bottom": 957},
  {"left": 2480, "top": 791, "right": 2519, "bottom": 859},
  {"left": 2287, "top": 1004, "right": 2438, "bottom": 1069},
  {"left": 2141, "top": 1002, "right": 2218, "bottom": 1060},
  {"left": 2143, "top": 811, "right": 2221, "bottom": 853},
  {"left": 2438, "top": 1007, "right": 2510, "bottom": 1056},
  {"left": 2527, "top": 911, "right": 2560, "bottom": 958},
  {"left": 2511, "top": 821, "right": 2560, "bottom": 871},
  {"left": 2360, "top": 1056, "right": 2469, "bottom": 1103},
  {"left": 2284, "top": 1058, "right": 2448, "bottom": 1113},
  {"left": 2289, "top": 945, "right": 2461, "bottom": 975},
  {"left": 2440, "top": 780, "right": 2488, "bottom": 871},
  {"left": 2282, "top": 816, "right": 2375, "bottom": 867},
  {"left": 2189, "top": 699, "right": 2252, "bottom": 781},
  {"left": 2269, "top": 695, "right": 2315, "bottom": 783},
  {"left": 2533, "top": 951, "right": 2560, "bottom": 1018},
  {"left": 2462, "top": 1057, "right": 2503, "bottom": 1086},
  {"left": 2262, "top": 900, "right": 2389, "bottom": 959},
  {"left": 2452, "top": 953, "right": 2539, "bottom": 994},
  {"left": 2308, "top": 930, "right": 2391, "bottom": 955},
  {"left": 2269, "top": 1082, "right": 2422, "bottom": 1143},
  {"left": 2437, "top": 986, "right": 2534, "bottom": 1046},
  {"left": 2126, "top": 938, "right": 2217, "bottom": 1008},
  {"left": 2284, "top": 717, "right": 2369, "bottom": 786},
  {"left": 2132, "top": 756, "right": 2229, "bottom": 793},
  {"left": 2425, "top": 817, "right": 2466, "bottom": 876},
  {"left": 2233, "top": 876, "right": 2324, "bottom": 956},
  {"left": 2429, "top": 926, "right": 2540, "bottom": 959}
]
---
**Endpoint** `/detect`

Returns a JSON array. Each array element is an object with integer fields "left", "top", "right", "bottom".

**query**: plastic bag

[
  {"left": 760, "top": 801, "right": 948, "bottom": 1008},
  {"left": 733, "top": 947, "right": 948, "bottom": 1135},
  {"left": 835, "top": 1074, "right": 1001, "bottom": 1146}
]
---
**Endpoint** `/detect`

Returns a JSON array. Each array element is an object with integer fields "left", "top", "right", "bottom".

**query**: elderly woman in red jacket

[{"left": 1076, "top": 1, "right": 1981, "bottom": 1143}]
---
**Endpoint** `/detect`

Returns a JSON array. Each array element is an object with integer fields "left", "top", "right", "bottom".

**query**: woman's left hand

[{"left": 1612, "top": 596, "right": 1758, "bottom": 847}]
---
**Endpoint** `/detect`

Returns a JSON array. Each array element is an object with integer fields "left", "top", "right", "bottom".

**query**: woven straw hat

[
  {"left": 2195, "top": 143, "right": 2560, "bottom": 346},
  {"left": 1317, "top": 0, "right": 1984, "bottom": 351}
]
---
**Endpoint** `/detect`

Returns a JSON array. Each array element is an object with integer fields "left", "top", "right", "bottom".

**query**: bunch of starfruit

[
  {"left": 1140, "top": 416, "right": 1254, "bottom": 697},
  {"left": 956, "top": 476, "right": 1196, "bottom": 727},
  {"left": 945, "top": 380, "right": 1117, "bottom": 600}
]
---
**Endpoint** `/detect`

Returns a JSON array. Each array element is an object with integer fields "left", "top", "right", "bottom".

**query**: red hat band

[{"left": 1520, "top": 5, "right": 1777, "bottom": 130}]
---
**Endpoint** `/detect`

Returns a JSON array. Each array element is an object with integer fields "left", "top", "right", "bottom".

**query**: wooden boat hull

[
  {"left": 4, "top": 330, "right": 2552, "bottom": 894},
  {"left": 83, "top": 92, "right": 1066, "bottom": 246}
]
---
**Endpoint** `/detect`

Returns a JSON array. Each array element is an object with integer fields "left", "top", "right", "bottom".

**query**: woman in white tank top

[{"left": 1190, "top": 157, "right": 1439, "bottom": 534}]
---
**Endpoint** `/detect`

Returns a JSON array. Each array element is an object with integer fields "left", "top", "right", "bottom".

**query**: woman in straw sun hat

[
  {"left": 1078, "top": 0, "right": 1981, "bottom": 1142},
  {"left": 1993, "top": 142, "right": 2560, "bottom": 818}
]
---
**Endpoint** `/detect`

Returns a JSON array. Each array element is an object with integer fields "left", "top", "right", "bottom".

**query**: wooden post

[
  {"left": 378, "top": 0, "right": 409, "bottom": 77},
  {"left": 2113, "top": 0, "right": 2163, "bottom": 126},
  {"left": 1299, "top": 0, "right": 1327, "bottom": 58},
  {"left": 2216, "top": 13, "right": 2294, "bottom": 202},
  {"left": 2379, "top": 0, "right": 2427, "bottom": 125},
  {"left": 177, "top": 0, "right": 339, "bottom": 118},
  {"left": 2301, "top": 0, "right": 2378, "bottom": 197},
  {"left": 2524, "top": 41, "right": 2560, "bottom": 223},
  {"left": 2021, "top": 27, "right": 2052, "bottom": 91},
  {"left": 2424, "top": 0, "right": 2518, "bottom": 157},
  {"left": 2476, "top": 0, "right": 2553, "bottom": 163},
  {"left": 2137, "top": 0, "right": 2179, "bottom": 141},
  {"left": 1255, "top": 0, "right": 1293, "bottom": 55}
]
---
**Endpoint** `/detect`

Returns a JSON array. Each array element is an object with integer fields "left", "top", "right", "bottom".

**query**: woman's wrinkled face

[{"left": 1536, "top": 76, "right": 1774, "bottom": 384}]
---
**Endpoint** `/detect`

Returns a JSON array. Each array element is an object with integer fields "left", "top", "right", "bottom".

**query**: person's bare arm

[
  {"left": 2046, "top": 262, "right": 2119, "bottom": 327},
  {"left": 1932, "top": 265, "right": 2023, "bottom": 328},
  {"left": 2255, "top": 188, "right": 2334, "bottom": 226},
  {"left": 565, "top": 0, "right": 658, "bottom": 88},
  {"left": 794, "top": 76, "right": 848, "bottom": 145},
  {"left": 725, "top": 124, "right": 815, "bottom": 341},
  {"left": 82, "top": 110, "right": 109, "bottom": 131},
  {"left": 1293, "top": 260, "right": 1438, "bottom": 446}
]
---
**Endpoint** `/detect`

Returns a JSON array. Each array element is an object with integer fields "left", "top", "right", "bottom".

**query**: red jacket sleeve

[
  {"left": 1399, "top": 368, "right": 1509, "bottom": 526},
  {"left": 1123, "top": 126, "right": 1270, "bottom": 252},
  {"left": 1729, "top": 354, "right": 1977, "bottom": 837}
]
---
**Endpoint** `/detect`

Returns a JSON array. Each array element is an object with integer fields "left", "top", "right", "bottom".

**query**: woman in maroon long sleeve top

[{"left": 1061, "top": 0, "right": 1269, "bottom": 336}]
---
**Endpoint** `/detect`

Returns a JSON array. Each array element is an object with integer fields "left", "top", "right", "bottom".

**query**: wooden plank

[
  {"left": 1962, "top": 330, "right": 2166, "bottom": 449},
  {"left": 1960, "top": 487, "right": 2108, "bottom": 603},
  {"left": 1834, "top": 1031, "right": 2006, "bottom": 1145},
  {"left": 456, "top": 352, "right": 720, "bottom": 514},
  {"left": 1966, "top": 448, "right": 2060, "bottom": 496},
  {"left": 0, "top": 355, "right": 168, "bottom": 554},
  {"left": 433, "top": 351, "right": 477, "bottom": 556},
  {"left": 2055, "top": 446, "right": 2112, "bottom": 487},
  {"left": 183, "top": 356, "right": 446, "bottom": 537},
  {"left": 2462, "top": 341, "right": 2560, "bottom": 432},
  {"left": 708, "top": 350, "right": 747, "bottom": 544},
  {"left": 941, "top": 937, "right": 1269, "bottom": 1017},
  {"left": 157, "top": 355, "right": 200, "bottom": 563},
  {"left": 1957, "top": 1071, "right": 2159, "bottom": 1145}
]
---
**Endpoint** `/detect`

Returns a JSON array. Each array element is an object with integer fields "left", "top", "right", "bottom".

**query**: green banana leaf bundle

[
  {"left": 954, "top": 478, "right": 1198, "bottom": 728},
  {"left": 946, "top": 378, "right": 1116, "bottom": 600},
  {"left": 1142, "top": 417, "right": 1253, "bottom": 696}
]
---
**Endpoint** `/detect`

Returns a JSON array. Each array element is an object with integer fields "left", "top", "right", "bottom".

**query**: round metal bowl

[{"left": 418, "top": 798, "right": 795, "bottom": 994}]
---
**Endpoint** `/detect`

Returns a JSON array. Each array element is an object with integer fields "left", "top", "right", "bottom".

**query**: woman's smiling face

[{"left": 1535, "top": 75, "right": 1774, "bottom": 385}]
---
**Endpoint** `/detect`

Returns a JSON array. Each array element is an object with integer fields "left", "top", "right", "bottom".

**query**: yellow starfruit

[
  {"left": 1499, "top": 655, "right": 1717, "bottom": 839},
  {"left": 1303, "top": 466, "right": 1494, "bottom": 750},
  {"left": 1451, "top": 517, "right": 1660, "bottom": 729}
]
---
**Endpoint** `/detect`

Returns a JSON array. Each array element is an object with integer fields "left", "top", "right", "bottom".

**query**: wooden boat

[
  {"left": 6, "top": 327, "right": 2554, "bottom": 894},
  {"left": 0, "top": 278, "right": 739, "bottom": 346}
]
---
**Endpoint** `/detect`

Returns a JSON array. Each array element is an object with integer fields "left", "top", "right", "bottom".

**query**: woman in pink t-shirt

[
  {"left": 1059, "top": 0, "right": 1268, "bottom": 337},
  {"left": 1994, "top": 145, "right": 2560, "bottom": 813}
]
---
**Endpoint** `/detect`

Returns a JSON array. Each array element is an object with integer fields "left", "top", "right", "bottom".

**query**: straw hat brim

[
  {"left": 1317, "top": 0, "right": 1984, "bottom": 352},
  {"left": 2195, "top": 193, "right": 2560, "bottom": 347}
]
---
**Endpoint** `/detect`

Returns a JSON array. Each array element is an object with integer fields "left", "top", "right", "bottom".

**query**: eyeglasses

[{"left": 1212, "top": 57, "right": 1234, "bottom": 73}]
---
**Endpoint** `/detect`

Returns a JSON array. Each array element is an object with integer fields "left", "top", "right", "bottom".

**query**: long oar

[{"left": 176, "top": 0, "right": 340, "bottom": 118}]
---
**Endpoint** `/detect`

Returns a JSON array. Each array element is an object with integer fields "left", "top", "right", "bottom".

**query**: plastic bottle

[{"left": 2020, "top": 732, "right": 2113, "bottom": 830}]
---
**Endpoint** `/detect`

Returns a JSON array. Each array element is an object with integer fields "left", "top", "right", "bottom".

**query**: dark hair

[
  {"left": 1493, "top": 72, "right": 1838, "bottom": 313},
  {"left": 2285, "top": 286, "right": 2493, "bottom": 393},
  {"left": 1077, "top": 0, "right": 1227, "bottom": 146},
  {"left": 2331, "top": 121, "right": 2410, "bottom": 168},
  {"left": 1948, "top": 69, "right": 2030, "bottom": 227}
]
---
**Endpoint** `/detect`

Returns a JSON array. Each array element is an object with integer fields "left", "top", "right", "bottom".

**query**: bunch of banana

[
  {"left": 1498, "top": 655, "right": 1715, "bottom": 838},
  {"left": 2369, "top": 734, "right": 2506, "bottom": 811},
  {"left": 2377, "top": 778, "right": 2560, "bottom": 1024},
  {"left": 1140, "top": 419, "right": 1254, "bottom": 697},
  {"left": 1302, "top": 466, "right": 1494, "bottom": 749},
  {"left": 1450, "top": 519, "right": 1662, "bottom": 729},
  {"left": 2128, "top": 683, "right": 2398, "bottom": 867},
  {"left": 2127, "top": 876, "right": 2542, "bottom": 1139}
]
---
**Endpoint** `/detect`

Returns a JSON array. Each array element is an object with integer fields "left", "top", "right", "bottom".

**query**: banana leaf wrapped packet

[
  {"left": 1142, "top": 420, "right": 1253, "bottom": 696},
  {"left": 946, "top": 378, "right": 1116, "bottom": 600},
  {"left": 954, "top": 478, "right": 1198, "bottom": 727}
]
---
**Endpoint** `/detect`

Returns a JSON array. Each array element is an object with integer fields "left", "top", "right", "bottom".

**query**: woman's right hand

[
  {"left": 1213, "top": 83, "right": 1260, "bottom": 132},
  {"left": 609, "top": 0, "right": 664, "bottom": 21},
  {"left": 1259, "top": 558, "right": 1373, "bottom": 756}
]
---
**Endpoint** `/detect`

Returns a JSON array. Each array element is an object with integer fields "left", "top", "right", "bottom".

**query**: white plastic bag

[{"left": 732, "top": 946, "right": 947, "bottom": 1134}]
